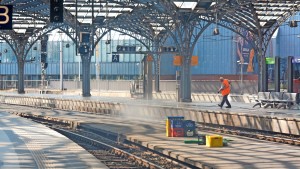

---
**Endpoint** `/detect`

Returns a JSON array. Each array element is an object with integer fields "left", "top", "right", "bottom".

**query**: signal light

[
  {"left": 41, "top": 35, "right": 48, "bottom": 52},
  {"left": 44, "top": 63, "right": 48, "bottom": 69},
  {"left": 50, "top": 0, "right": 64, "bottom": 23},
  {"left": 41, "top": 53, "right": 47, "bottom": 63},
  {"left": 79, "top": 45, "right": 89, "bottom": 54},
  {"left": 80, "top": 32, "right": 90, "bottom": 43},
  {"left": 116, "top": 45, "right": 136, "bottom": 52},
  {"left": 160, "top": 46, "right": 177, "bottom": 52}
]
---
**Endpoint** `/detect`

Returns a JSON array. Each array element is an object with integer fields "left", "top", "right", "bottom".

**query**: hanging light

[
  {"left": 289, "top": 4, "right": 298, "bottom": 28},
  {"left": 213, "top": 11, "right": 220, "bottom": 35},
  {"left": 213, "top": 27, "right": 220, "bottom": 35},
  {"left": 289, "top": 20, "right": 298, "bottom": 28}
]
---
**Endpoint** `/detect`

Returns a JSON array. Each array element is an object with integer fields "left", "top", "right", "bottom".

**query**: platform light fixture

[
  {"left": 213, "top": 28, "right": 220, "bottom": 35},
  {"left": 213, "top": 3, "right": 219, "bottom": 36},
  {"left": 289, "top": 20, "right": 298, "bottom": 28},
  {"left": 289, "top": 4, "right": 298, "bottom": 28},
  {"left": 105, "top": 40, "right": 111, "bottom": 45}
]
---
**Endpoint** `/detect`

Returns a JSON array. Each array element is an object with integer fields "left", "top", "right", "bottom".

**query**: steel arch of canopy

[
  {"left": 1, "top": 0, "right": 300, "bottom": 48},
  {"left": 209, "top": 0, "right": 300, "bottom": 92},
  {"left": 0, "top": 0, "right": 300, "bottom": 100}
]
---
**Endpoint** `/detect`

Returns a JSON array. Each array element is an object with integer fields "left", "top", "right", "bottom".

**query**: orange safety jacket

[{"left": 221, "top": 79, "right": 230, "bottom": 96}]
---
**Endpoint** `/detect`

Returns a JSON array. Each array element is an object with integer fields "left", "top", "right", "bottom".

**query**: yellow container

[
  {"left": 166, "top": 119, "right": 171, "bottom": 137},
  {"left": 206, "top": 135, "right": 223, "bottom": 147}
]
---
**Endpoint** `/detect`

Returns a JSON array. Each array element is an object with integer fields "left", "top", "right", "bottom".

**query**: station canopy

[{"left": 1, "top": 0, "right": 300, "bottom": 41}]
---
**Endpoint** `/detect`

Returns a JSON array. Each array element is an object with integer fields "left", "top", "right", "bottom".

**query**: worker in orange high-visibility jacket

[{"left": 218, "top": 77, "right": 231, "bottom": 108}]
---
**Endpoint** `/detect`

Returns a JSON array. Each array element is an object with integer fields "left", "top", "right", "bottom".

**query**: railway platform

[
  {"left": 0, "top": 112, "right": 108, "bottom": 169},
  {"left": 1, "top": 92, "right": 299, "bottom": 116},
  {"left": 2, "top": 103, "right": 300, "bottom": 169},
  {"left": 0, "top": 92, "right": 299, "bottom": 135}
]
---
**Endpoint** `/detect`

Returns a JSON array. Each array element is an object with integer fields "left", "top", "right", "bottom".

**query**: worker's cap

[{"left": 219, "top": 77, "right": 224, "bottom": 80}]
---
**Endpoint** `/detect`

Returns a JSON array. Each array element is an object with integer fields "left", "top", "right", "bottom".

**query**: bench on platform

[
  {"left": 253, "top": 92, "right": 299, "bottom": 109},
  {"left": 253, "top": 92, "right": 270, "bottom": 108},
  {"left": 277, "top": 93, "right": 300, "bottom": 109}
]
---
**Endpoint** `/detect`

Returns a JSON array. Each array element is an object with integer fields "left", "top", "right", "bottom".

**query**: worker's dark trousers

[{"left": 220, "top": 94, "right": 231, "bottom": 107}]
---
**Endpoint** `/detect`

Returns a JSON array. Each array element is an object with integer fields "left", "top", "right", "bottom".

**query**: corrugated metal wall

[
  {"left": 193, "top": 26, "right": 236, "bottom": 75},
  {"left": 0, "top": 62, "right": 140, "bottom": 76},
  {"left": 278, "top": 15, "right": 300, "bottom": 58},
  {"left": 160, "top": 25, "right": 236, "bottom": 75}
]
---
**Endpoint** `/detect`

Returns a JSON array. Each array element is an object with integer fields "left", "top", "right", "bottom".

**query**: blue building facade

[{"left": 160, "top": 25, "right": 239, "bottom": 76}]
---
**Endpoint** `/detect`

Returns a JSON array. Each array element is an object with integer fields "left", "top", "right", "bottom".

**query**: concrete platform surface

[
  {"left": 3, "top": 104, "right": 300, "bottom": 169},
  {"left": 1, "top": 92, "right": 299, "bottom": 118},
  {"left": 0, "top": 112, "right": 108, "bottom": 169}
]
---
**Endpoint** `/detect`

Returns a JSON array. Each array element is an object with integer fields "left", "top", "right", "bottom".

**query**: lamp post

[
  {"left": 0, "top": 41, "right": 3, "bottom": 90},
  {"left": 237, "top": 60, "right": 248, "bottom": 95},
  {"left": 60, "top": 40, "right": 63, "bottom": 90}
]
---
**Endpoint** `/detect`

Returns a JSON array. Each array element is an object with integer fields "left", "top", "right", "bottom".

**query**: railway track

[
  {"left": 57, "top": 128, "right": 165, "bottom": 169},
  {"left": 16, "top": 109, "right": 300, "bottom": 168},
  {"left": 198, "top": 124, "right": 300, "bottom": 146},
  {"left": 56, "top": 128, "right": 189, "bottom": 169},
  {"left": 21, "top": 115, "right": 192, "bottom": 169},
  {"left": 80, "top": 127, "right": 191, "bottom": 167}
]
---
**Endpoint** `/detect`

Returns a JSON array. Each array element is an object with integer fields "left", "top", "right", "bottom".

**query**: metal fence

[
  {"left": 0, "top": 80, "right": 50, "bottom": 90},
  {"left": 49, "top": 79, "right": 258, "bottom": 94},
  {"left": 0, "top": 79, "right": 259, "bottom": 94}
]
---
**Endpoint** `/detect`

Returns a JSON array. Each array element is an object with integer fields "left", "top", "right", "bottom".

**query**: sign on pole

[
  {"left": 265, "top": 57, "right": 275, "bottom": 65},
  {"left": 0, "top": 5, "right": 13, "bottom": 30},
  {"left": 112, "top": 54, "right": 120, "bottom": 62},
  {"left": 292, "top": 57, "right": 300, "bottom": 63}
]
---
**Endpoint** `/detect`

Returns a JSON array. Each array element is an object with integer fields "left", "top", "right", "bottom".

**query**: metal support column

[
  {"left": 95, "top": 44, "right": 100, "bottom": 81},
  {"left": 95, "top": 43, "right": 100, "bottom": 93},
  {"left": 180, "top": 57, "right": 192, "bottom": 102},
  {"left": 143, "top": 55, "right": 147, "bottom": 98},
  {"left": 78, "top": 56, "right": 81, "bottom": 81},
  {"left": 257, "top": 32, "right": 268, "bottom": 92},
  {"left": 153, "top": 38, "right": 160, "bottom": 93},
  {"left": 154, "top": 54, "right": 161, "bottom": 93},
  {"left": 240, "top": 63, "right": 243, "bottom": 94},
  {"left": 287, "top": 56, "right": 294, "bottom": 93},
  {"left": 260, "top": 57, "right": 268, "bottom": 92},
  {"left": 81, "top": 55, "right": 91, "bottom": 97},
  {"left": 274, "top": 56, "right": 280, "bottom": 92},
  {"left": 176, "top": 70, "right": 181, "bottom": 102},
  {"left": 178, "top": 22, "right": 193, "bottom": 102},
  {"left": 143, "top": 55, "right": 153, "bottom": 100},
  {"left": 17, "top": 61, "right": 25, "bottom": 94},
  {"left": 60, "top": 41, "right": 64, "bottom": 90}
]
